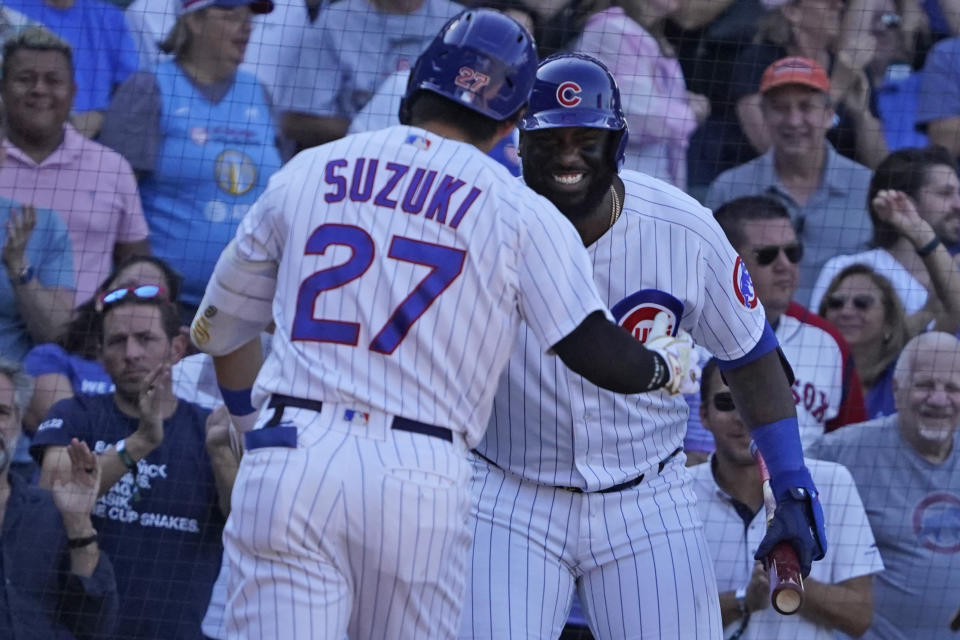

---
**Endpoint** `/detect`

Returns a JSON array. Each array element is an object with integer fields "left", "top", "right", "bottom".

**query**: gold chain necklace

[{"left": 608, "top": 184, "right": 622, "bottom": 228}]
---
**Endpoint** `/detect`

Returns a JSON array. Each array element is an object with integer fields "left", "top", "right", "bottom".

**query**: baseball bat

[{"left": 749, "top": 442, "right": 805, "bottom": 615}]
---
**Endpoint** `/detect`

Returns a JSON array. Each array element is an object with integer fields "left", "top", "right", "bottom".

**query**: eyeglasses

[
  {"left": 752, "top": 243, "right": 804, "bottom": 266},
  {"left": 712, "top": 391, "right": 736, "bottom": 412},
  {"left": 825, "top": 293, "right": 876, "bottom": 311},
  {"left": 97, "top": 285, "right": 167, "bottom": 310},
  {"left": 877, "top": 12, "right": 901, "bottom": 29}
]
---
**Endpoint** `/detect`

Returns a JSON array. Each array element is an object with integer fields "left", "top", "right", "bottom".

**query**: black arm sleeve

[{"left": 552, "top": 311, "right": 668, "bottom": 393}]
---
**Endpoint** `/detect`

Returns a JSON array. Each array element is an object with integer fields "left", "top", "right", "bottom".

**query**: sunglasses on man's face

[
  {"left": 711, "top": 391, "right": 736, "bottom": 412},
  {"left": 825, "top": 293, "right": 876, "bottom": 312},
  {"left": 752, "top": 243, "right": 804, "bottom": 266}
]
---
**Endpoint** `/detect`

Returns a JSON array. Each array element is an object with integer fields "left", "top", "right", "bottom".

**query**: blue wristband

[
  {"left": 751, "top": 417, "right": 811, "bottom": 498},
  {"left": 218, "top": 386, "right": 255, "bottom": 416}
]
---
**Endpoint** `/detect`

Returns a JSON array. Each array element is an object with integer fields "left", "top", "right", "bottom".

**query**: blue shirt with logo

[
  {"left": 23, "top": 343, "right": 114, "bottom": 396},
  {"left": 30, "top": 394, "right": 221, "bottom": 640},
  {"left": 138, "top": 61, "right": 282, "bottom": 308}
]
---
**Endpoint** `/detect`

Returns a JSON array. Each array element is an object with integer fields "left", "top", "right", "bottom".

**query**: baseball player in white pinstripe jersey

[
  {"left": 188, "top": 13, "right": 703, "bottom": 640},
  {"left": 459, "top": 54, "right": 828, "bottom": 640}
]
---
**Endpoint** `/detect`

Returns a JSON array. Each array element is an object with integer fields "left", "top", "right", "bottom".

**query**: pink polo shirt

[{"left": 0, "top": 125, "right": 149, "bottom": 304}]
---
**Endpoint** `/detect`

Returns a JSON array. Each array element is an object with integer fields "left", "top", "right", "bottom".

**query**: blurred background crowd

[{"left": 0, "top": 0, "right": 957, "bottom": 637}]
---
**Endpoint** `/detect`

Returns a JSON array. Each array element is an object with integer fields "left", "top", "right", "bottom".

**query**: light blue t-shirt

[
  {"left": 0, "top": 196, "right": 74, "bottom": 361},
  {"left": 138, "top": 61, "right": 282, "bottom": 308},
  {"left": 3, "top": 0, "right": 139, "bottom": 113}
]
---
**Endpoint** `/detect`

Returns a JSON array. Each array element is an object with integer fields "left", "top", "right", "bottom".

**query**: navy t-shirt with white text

[{"left": 31, "top": 394, "right": 221, "bottom": 640}]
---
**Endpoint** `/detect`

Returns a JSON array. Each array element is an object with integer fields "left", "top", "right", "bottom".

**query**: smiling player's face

[{"left": 520, "top": 127, "right": 616, "bottom": 221}]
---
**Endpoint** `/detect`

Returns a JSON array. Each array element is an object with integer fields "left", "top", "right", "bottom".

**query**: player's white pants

[
  {"left": 223, "top": 403, "right": 473, "bottom": 640},
  {"left": 459, "top": 454, "right": 723, "bottom": 640}
]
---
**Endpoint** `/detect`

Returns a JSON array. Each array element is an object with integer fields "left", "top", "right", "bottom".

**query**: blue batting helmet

[
  {"left": 519, "top": 53, "right": 629, "bottom": 168},
  {"left": 399, "top": 9, "right": 537, "bottom": 125}
]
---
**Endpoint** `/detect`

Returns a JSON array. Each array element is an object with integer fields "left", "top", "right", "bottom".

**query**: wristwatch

[{"left": 11, "top": 263, "right": 34, "bottom": 285}]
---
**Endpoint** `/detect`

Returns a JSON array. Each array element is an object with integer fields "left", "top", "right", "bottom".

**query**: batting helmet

[
  {"left": 519, "top": 53, "right": 629, "bottom": 168},
  {"left": 399, "top": 8, "right": 537, "bottom": 125}
]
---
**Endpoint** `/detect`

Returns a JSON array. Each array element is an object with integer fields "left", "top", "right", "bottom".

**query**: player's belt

[
  {"left": 244, "top": 394, "right": 454, "bottom": 451},
  {"left": 471, "top": 446, "right": 683, "bottom": 494}
]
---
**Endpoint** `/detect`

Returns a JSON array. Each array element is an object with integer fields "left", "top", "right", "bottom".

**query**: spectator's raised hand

[
  {"left": 136, "top": 362, "right": 171, "bottom": 448},
  {"left": 872, "top": 189, "right": 934, "bottom": 245},
  {"left": 52, "top": 438, "right": 100, "bottom": 524},
  {"left": 1, "top": 204, "right": 36, "bottom": 274}
]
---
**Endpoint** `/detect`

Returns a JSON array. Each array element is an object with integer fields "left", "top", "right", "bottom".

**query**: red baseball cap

[{"left": 759, "top": 57, "right": 830, "bottom": 94}]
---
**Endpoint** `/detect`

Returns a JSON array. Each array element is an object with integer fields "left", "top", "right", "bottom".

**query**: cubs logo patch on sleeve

[
  {"left": 733, "top": 256, "right": 759, "bottom": 309},
  {"left": 610, "top": 289, "right": 684, "bottom": 343}
]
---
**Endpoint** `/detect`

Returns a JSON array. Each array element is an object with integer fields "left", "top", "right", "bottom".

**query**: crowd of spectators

[{"left": 0, "top": 0, "right": 956, "bottom": 637}]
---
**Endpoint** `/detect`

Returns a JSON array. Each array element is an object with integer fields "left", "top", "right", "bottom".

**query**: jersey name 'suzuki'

[{"left": 323, "top": 157, "right": 482, "bottom": 229}]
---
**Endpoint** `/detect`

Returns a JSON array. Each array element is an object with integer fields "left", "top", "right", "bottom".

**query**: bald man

[{"left": 810, "top": 332, "right": 960, "bottom": 640}]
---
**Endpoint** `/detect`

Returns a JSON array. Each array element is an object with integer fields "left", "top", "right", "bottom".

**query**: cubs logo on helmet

[
  {"left": 733, "top": 256, "right": 759, "bottom": 309},
  {"left": 519, "top": 53, "right": 629, "bottom": 168},
  {"left": 610, "top": 290, "right": 684, "bottom": 343},
  {"left": 556, "top": 81, "right": 582, "bottom": 107}
]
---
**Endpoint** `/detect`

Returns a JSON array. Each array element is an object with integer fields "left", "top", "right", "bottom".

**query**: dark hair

[
  {"left": 713, "top": 195, "right": 792, "bottom": 250},
  {"left": 101, "top": 296, "right": 183, "bottom": 341},
  {"left": 407, "top": 90, "right": 523, "bottom": 145},
  {"left": 699, "top": 358, "right": 721, "bottom": 404},
  {"left": 60, "top": 256, "right": 182, "bottom": 359},
  {"left": 868, "top": 146, "right": 959, "bottom": 248}
]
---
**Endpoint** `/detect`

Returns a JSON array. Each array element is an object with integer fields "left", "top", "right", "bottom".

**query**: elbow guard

[{"left": 191, "top": 240, "right": 277, "bottom": 356}]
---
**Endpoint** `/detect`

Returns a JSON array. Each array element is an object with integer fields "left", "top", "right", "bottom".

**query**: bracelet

[
  {"left": 67, "top": 533, "right": 98, "bottom": 549},
  {"left": 916, "top": 237, "right": 942, "bottom": 257},
  {"left": 115, "top": 439, "right": 138, "bottom": 473},
  {"left": 735, "top": 586, "right": 748, "bottom": 616}
]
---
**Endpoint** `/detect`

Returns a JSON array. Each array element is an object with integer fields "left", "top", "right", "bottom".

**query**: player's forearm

[
  {"left": 724, "top": 350, "right": 796, "bottom": 427},
  {"left": 797, "top": 576, "right": 873, "bottom": 637},
  {"left": 553, "top": 311, "right": 667, "bottom": 393},
  {"left": 212, "top": 337, "right": 263, "bottom": 391}
]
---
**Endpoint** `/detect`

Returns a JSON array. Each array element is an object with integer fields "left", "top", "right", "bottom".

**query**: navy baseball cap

[{"left": 178, "top": 0, "right": 274, "bottom": 16}]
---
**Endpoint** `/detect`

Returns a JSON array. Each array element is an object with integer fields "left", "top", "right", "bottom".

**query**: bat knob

[{"left": 773, "top": 584, "right": 803, "bottom": 615}]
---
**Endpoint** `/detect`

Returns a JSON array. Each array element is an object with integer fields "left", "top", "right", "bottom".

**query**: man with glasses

[
  {"left": 691, "top": 357, "right": 882, "bottom": 640},
  {"left": 704, "top": 56, "right": 874, "bottom": 305},
  {"left": 30, "top": 290, "right": 235, "bottom": 640},
  {"left": 712, "top": 195, "right": 866, "bottom": 447}
]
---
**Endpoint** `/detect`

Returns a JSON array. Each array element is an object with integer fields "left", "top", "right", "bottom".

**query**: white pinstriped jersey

[
  {"left": 476, "top": 170, "right": 767, "bottom": 490},
  {"left": 233, "top": 125, "right": 608, "bottom": 447}
]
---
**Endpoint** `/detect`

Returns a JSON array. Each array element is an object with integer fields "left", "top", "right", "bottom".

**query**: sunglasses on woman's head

[
  {"left": 825, "top": 293, "right": 876, "bottom": 311},
  {"left": 752, "top": 243, "right": 804, "bottom": 266},
  {"left": 712, "top": 391, "right": 736, "bottom": 412}
]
